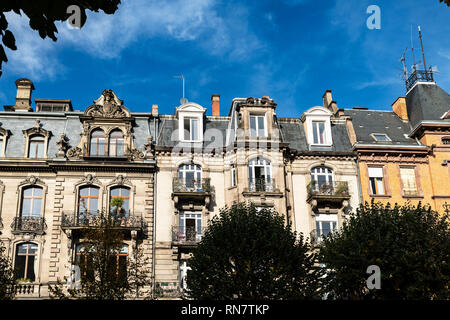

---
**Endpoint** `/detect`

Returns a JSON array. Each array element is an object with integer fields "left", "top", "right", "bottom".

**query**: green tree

[
  {"left": 319, "top": 201, "right": 450, "bottom": 300},
  {"left": 0, "top": 0, "right": 121, "bottom": 76},
  {"left": 49, "top": 211, "right": 151, "bottom": 300},
  {"left": 440, "top": 0, "right": 450, "bottom": 7},
  {"left": 186, "top": 203, "right": 323, "bottom": 299},
  {"left": 0, "top": 242, "right": 15, "bottom": 300}
]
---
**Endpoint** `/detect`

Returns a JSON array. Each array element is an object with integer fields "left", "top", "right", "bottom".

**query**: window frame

[
  {"left": 249, "top": 114, "right": 267, "bottom": 137},
  {"left": 14, "top": 242, "right": 38, "bottom": 281},
  {"left": 20, "top": 186, "right": 44, "bottom": 218},
  {"left": 28, "top": 135, "right": 45, "bottom": 159},
  {"left": 90, "top": 129, "right": 107, "bottom": 157},
  {"left": 108, "top": 130, "right": 125, "bottom": 157},
  {"left": 180, "top": 115, "right": 202, "bottom": 142},
  {"left": 368, "top": 166, "right": 386, "bottom": 196},
  {"left": 371, "top": 133, "right": 391, "bottom": 142}
]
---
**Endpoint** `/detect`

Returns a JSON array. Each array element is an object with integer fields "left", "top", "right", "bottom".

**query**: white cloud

[{"left": 3, "top": 0, "right": 263, "bottom": 80}]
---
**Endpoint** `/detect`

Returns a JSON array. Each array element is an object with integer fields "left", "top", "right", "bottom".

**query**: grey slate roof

[
  {"left": 343, "top": 109, "right": 421, "bottom": 146},
  {"left": 406, "top": 83, "right": 450, "bottom": 128}
]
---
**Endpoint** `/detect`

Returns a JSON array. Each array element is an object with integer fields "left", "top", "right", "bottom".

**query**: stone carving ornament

[{"left": 85, "top": 89, "right": 128, "bottom": 118}]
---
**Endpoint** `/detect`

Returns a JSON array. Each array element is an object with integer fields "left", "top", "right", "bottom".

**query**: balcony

[
  {"left": 243, "top": 178, "right": 283, "bottom": 197},
  {"left": 172, "top": 178, "right": 212, "bottom": 209},
  {"left": 406, "top": 69, "right": 434, "bottom": 91},
  {"left": 172, "top": 226, "right": 204, "bottom": 247},
  {"left": 307, "top": 180, "right": 349, "bottom": 199},
  {"left": 11, "top": 217, "right": 46, "bottom": 235},
  {"left": 61, "top": 211, "right": 145, "bottom": 231}
]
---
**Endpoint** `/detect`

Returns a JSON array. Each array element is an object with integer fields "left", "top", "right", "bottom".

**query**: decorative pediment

[
  {"left": 110, "top": 174, "right": 133, "bottom": 187},
  {"left": 19, "top": 175, "right": 45, "bottom": 188},
  {"left": 84, "top": 89, "right": 131, "bottom": 118},
  {"left": 76, "top": 174, "right": 102, "bottom": 186},
  {"left": 23, "top": 120, "right": 52, "bottom": 137},
  {"left": 175, "top": 102, "right": 206, "bottom": 117}
]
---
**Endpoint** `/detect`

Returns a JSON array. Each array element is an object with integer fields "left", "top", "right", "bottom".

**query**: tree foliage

[
  {"left": 440, "top": 0, "right": 450, "bottom": 7},
  {"left": 319, "top": 201, "right": 450, "bottom": 300},
  {"left": 186, "top": 203, "right": 323, "bottom": 299},
  {"left": 0, "top": 242, "right": 15, "bottom": 300},
  {"left": 0, "top": 0, "right": 120, "bottom": 76},
  {"left": 49, "top": 212, "right": 151, "bottom": 300}
]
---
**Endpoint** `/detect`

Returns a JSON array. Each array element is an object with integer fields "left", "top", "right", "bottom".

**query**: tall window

[
  {"left": 311, "top": 121, "right": 326, "bottom": 144},
  {"left": 90, "top": 130, "right": 106, "bottom": 157},
  {"left": 231, "top": 164, "right": 236, "bottom": 187},
  {"left": 315, "top": 214, "right": 338, "bottom": 242},
  {"left": 75, "top": 244, "right": 94, "bottom": 281},
  {"left": 21, "top": 186, "right": 43, "bottom": 218},
  {"left": 0, "top": 135, "right": 3, "bottom": 156},
  {"left": 250, "top": 115, "right": 266, "bottom": 137},
  {"left": 368, "top": 167, "right": 385, "bottom": 195},
  {"left": 109, "top": 130, "right": 124, "bottom": 157},
  {"left": 110, "top": 244, "right": 128, "bottom": 278},
  {"left": 179, "top": 212, "right": 202, "bottom": 241},
  {"left": 110, "top": 187, "right": 130, "bottom": 217},
  {"left": 14, "top": 243, "right": 38, "bottom": 281},
  {"left": 183, "top": 117, "right": 199, "bottom": 141},
  {"left": 78, "top": 186, "right": 99, "bottom": 216},
  {"left": 178, "top": 164, "right": 202, "bottom": 190},
  {"left": 400, "top": 167, "right": 418, "bottom": 196},
  {"left": 311, "top": 166, "right": 333, "bottom": 191},
  {"left": 248, "top": 158, "right": 272, "bottom": 191},
  {"left": 28, "top": 135, "right": 45, "bottom": 158}
]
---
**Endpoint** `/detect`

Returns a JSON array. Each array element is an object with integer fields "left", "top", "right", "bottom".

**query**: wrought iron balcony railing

[
  {"left": 61, "top": 211, "right": 144, "bottom": 229},
  {"left": 248, "top": 178, "right": 276, "bottom": 192},
  {"left": 307, "top": 180, "right": 349, "bottom": 198},
  {"left": 172, "top": 225, "right": 204, "bottom": 243},
  {"left": 406, "top": 69, "right": 434, "bottom": 91},
  {"left": 11, "top": 217, "right": 46, "bottom": 234},
  {"left": 155, "top": 282, "right": 182, "bottom": 299},
  {"left": 172, "top": 177, "right": 211, "bottom": 193}
]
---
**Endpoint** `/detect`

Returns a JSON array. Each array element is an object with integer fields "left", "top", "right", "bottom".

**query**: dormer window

[
  {"left": 109, "top": 130, "right": 124, "bottom": 157},
  {"left": 184, "top": 117, "right": 199, "bottom": 141},
  {"left": 176, "top": 102, "right": 206, "bottom": 142},
  {"left": 28, "top": 135, "right": 45, "bottom": 158},
  {"left": 250, "top": 114, "right": 266, "bottom": 137},
  {"left": 301, "top": 106, "right": 333, "bottom": 146},
  {"left": 371, "top": 133, "right": 391, "bottom": 142}
]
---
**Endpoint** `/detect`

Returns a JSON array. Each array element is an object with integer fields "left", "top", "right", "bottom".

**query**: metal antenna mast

[
  {"left": 418, "top": 26, "right": 428, "bottom": 72},
  {"left": 400, "top": 46, "right": 408, "bottom": 81},
  {"left": 174, "top": 75, "right": 187, "bottom": 104},
  {"left": 411, "top": 25, "right": 417, "bottom": 72}
]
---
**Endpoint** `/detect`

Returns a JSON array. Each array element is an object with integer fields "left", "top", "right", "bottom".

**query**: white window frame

[
  {"left": 368, "top": 167, "right": 385, "bottom": 195},
  {"left": 179, "top": 114, "right": 202, "bottom": 142},
  {"left": 315, "top": 214, "right": 338, "bottom": 242},
  {"left": 304, "top": 112, "right": 333, "bottom": 146},
  {"left": 179, "top": 212, "right": 203, "bottom": 241},
  {"left": 371, "top": 133, "right": 391, "bottom": 142},
  {"left": 249, "top": 114, "right": 267, "bottom": 137},
  {"left": 230, "top": 164, "right": 236, "bottom": 187}
]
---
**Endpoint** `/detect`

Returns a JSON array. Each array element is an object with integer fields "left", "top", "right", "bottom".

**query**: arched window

[
  {"left": 110, "top": 186, "right": 130, "bottom": 217},
  {"left": 90, "top": 129, "right": 106, "bottom": 157},
  {"left": 311, "top": 166, "right": 333, "bottom": 191},
  {"left": 21, "top": 186, "right": 43, "bottom": 218},
  {"left": 75, "top": 243, "right": 94, "bottom": 281},
  {"left": 78, "top": 186, "right": 99, "bottom": 217},
  {"left": 109, "top": 130, "right": 124, "bottom": 157},
  {"left": 14, "top": 243, "right": 38, "bottom": 281},
  {"left": 28, "top": 135, "right": 45, "bottom": 158},
  {"left": 178, "top": 164, "right": 202, "bottom": 190},
  {"left": 248, "top": 157, "right": 272, "bottom": 192}
]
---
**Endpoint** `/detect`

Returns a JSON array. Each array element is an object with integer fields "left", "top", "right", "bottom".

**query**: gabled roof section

[{"left": 175, "top": 102, "right": 206, "bottom": 117}]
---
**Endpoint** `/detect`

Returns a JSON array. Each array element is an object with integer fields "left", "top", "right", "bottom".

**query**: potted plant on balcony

[
  {"left": 110, "top": 197, "right": 125, "bottom": 226},
  {"left": 15, "top": 278, "right": 32, "bottom": 284},
  {"left": 335, "top": 182, "right": 348, "bottom": 196}
]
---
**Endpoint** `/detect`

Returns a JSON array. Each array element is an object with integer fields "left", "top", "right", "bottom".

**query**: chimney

[
  {"left": 152, "top": 104, "right": 159, "bottom": 116},
  {"left": 211, "top": 94, "right": 220, "bottom": 116},
  {"left": 322, "top": 89, "right": 338, "bottom": 113},
  {"left": 14, "top": 78, "right": 34, "bottom": 112},
  {"left": 392, "top": 97, "right": 408, "bottom": 121}
]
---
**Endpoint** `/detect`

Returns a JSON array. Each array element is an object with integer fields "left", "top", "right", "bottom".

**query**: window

[
  {"left": 28, "top": 135, "right": 44, "bottom": 158},
  {"left": 183, "top": 117, "right": 199, "bottom": 141},
  {"left": 75, "top": 244, "right": 94, "bottom": 281},
  {"left": 90, "top": 130, "right": 106, "bottom": 156},
  {"left": 312, "top": 121, "right": 326, "bottom": 144},
  {"left": 231, "top": 164, "right": 236, "bottom": 187},
  {"left": 368, "top": 167, "right": 385, "bottom": 195},
  {"left": 400, "top": 167, "right": 418, "bottom": 196},
  {"left": 315, "top": 214, "right": 338, "bottom": 242},
  {"left": 442, "top": 137, "right": 450, "bottom": 145},
  {"left": 372, "top": 133, "right": 391, "bottom": 142},
  {"left": 110, "top": 187, "right": 130, "bottom": 217},
  {"left": 179, "top": 212, "right": 202, "bottom": 242},
  {"left": 250, "top": 115, "right": 266, "bottom": 137},
  {"left": 14, "top": 243, "right": 38, "bottom": 281},
  {"left": 178, "top": 164, "right": 202, "bottom": 190},
  {"left": 78, "top": 186, "right": 99, "bottom": 217},
  {"left": 21, "top": 186, "right": 43, "bottom": 218},
  {"left": 248, "top": 158, "right": 272, "bottom": 191},
  {"left": 311, "top": 167, "right": 333, "bottom": 191},
  {"left": 109, "top": 130, "right": 124, "bottom": 157},
  {"left": 109, "top": 244, "right": 128, "bottom": 279},
  {"left": 0, "top": 136, "right": 3, "bottom": 156}
]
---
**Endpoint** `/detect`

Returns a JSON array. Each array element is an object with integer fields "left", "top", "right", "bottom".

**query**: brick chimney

[
  {"left": 152, "top": 104, "right": 159, "bottom": 116},
  {"left": 322, "top": 89, "right": 338, "bottom": 113},
  {"left": 211, "top": 94, "right": 220, "bottom": 116},
  {"left": 392, "top": 97, "right": 408, "bottom": 121},
  {"left": 14, "top": 78, "right": 34, "bottom": 111}
]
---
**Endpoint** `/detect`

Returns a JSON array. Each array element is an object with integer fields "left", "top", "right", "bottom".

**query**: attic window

[
  {"left": 371, "top": 133, "right": 391, "bottom": 142},
  {"left": 39, "top": 104, "right": 65, "bottom": 112},
  {"left": 442, "top": 137, "right": 450, "bottom": 145}
]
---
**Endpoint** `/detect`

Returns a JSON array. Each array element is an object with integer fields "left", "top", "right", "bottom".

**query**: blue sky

[{"left": 0, "top": 0, "right": 449, "bottom": 117}]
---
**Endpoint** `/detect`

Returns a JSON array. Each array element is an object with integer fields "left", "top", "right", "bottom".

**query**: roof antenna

[
  {"left": 174, "top": 75, "right": 188, "bottom": 104},
  {"left": 400, "top": 46, "right": 408, "bottom": 82},
  {"left": 410, "top": 25, "right": 417, "bottom": 73},
  {"left": 418, "top": 26, "right": 428, "bottom": 73}
]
